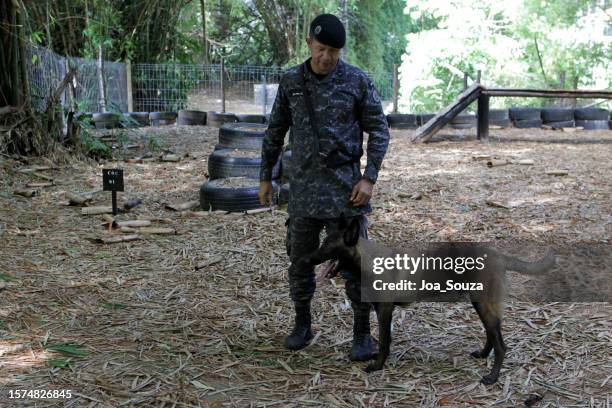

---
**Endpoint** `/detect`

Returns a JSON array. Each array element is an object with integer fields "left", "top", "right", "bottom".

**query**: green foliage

[{"left": 399, "top": 0, "right": 612, "bottom": 112}]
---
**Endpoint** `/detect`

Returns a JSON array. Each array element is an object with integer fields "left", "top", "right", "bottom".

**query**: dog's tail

[{"left": 503, "top": 251, "right": 555, "bottom": 275}]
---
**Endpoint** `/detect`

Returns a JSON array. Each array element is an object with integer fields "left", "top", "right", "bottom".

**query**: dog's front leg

[{"left": 365, "top": 302, "right": 394, "bottom": 372}]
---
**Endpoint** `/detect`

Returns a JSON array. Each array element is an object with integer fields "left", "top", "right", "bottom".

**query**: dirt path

[{"left": 0, "top": 125, "right": 610, "bottom": 407}]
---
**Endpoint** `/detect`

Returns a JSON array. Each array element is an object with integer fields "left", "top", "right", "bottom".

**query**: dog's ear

[
  {"left": 338, "top": 212, "right": 347, "bottom": 229},
  {"left": 343, "top": 217, "right": 360, "bottom": 246}
]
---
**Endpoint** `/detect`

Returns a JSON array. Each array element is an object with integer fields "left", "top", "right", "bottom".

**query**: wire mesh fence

[
  {"left": 26, "top": 44, "right": 128, "bottom": 113},
  {"left": 26, "top": 43, "right": 394, "bottom": 115}
]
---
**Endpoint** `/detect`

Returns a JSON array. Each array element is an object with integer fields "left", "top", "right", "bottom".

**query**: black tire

[
  {"left": 151, "top": 119, "right": 175, "bottom": 126},
  {"left": 509, "top": 108, "right": 541, "bottom": 121},
  {"left": 236, "top": 114, "right": 267, "bottom": 124},
  {"left": 514, "top": 119, "right": 543, "bottom": 128},
  {"left": 208, "top": 149, "right": 279, "bottom": 180},
  {"left": 452, "top": 114, "right": 476, "bottom": 124},
  {"left": 490, "top": 118, "right": 512, "bottom": 128},
  {"left": 149, "top": 112, "right": 177, "bottom": 121},
  {"left": 489, "top": 109, "right": 509, "bottom": 121},
  {"left": 219, "top": 123, "right": 267, "bottom": 149},
  {"left": 392, "top": 122, "right": 419, "bottom": 129},
  {"left": 386, "top": 114, "right": 418, "bottom": 128},
  {"left": 450, "top": 123, "right": 476, "bottom": 129},
  {"left": 541, "top": 108, "right": 574, "bottom": 123},
  {"left": 547, "top": 120, "right": 575, "bottom": 129},
  {"left": 574, "top": 108, "right": 609, "bottom": 121},
  {"left": 93, "top": 112, "right": 120, "bottom": 129},
  {"left": 178, "top": 110, "right": 206, "bottom": 125},
  {"left": 609, "top": 120, "right": 612, "bottom": 130},
  {"left": 207, "top": 111, "right": 239, "bottom": 127},
  {"left": 278, "top": 183, "right": 290, "bottom": 205},
  {"left": 122, "top": 112, "right": 149, "bottom": 128},
  {"left": 575, "top": 120, "right": 609, "bottom": 130},
  {"left": 281, "top": 148, "right": 292, "bottom": 181},
  {"left": 418, "top": 114, "right": 435, "bottom": 126},
  {"left": 76, "top": 113, "right": 94, "bottom": 126},
  {"left": 200, "top": 178, "right": 278, "bottom": 212}
]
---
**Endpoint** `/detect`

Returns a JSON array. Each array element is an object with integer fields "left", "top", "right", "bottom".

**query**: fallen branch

[
  {"left": 13, "top": 188, "right": 38, "bottom": 197},
  {"left": 81, "top": 206, "right": 113, "bottom": 215},
  {"left": 93, "top": 234, "right": 141, "bottom": 244}
]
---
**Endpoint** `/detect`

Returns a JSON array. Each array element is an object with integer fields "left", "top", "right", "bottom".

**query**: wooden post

[
  {"left": 477, "top": 70, "right": 481, "bottom": 84},
  {"left": 392, "top": 64, "right": 399, "bottom": 113},
  {"left": 97, "top": 43, "right": 107, "bottom": 112},
  {"left": 126, "top": 59, "right": 133, "bottom": 112},
  {"left": 220, "top": 58, "right": 225, "bottom": 113},
  {"left": 477, "top": 94, "right": 489, "bottom": 141},
  {"left": 463, "top": 72, "right": 468, "bottom": 90}
]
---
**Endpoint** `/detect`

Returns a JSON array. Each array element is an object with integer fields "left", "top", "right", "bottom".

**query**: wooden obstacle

[{"left": 412, "top": 86, "right": 612, "bottom": 143}]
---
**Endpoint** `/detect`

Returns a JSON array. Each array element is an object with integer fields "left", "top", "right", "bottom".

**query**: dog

[{"left": 298, "top": 216, "right": 555, "bottom": 385}]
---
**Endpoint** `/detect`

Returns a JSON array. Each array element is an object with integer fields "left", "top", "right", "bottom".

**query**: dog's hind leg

[
  {"left": 365, "top": 303, "right": 394, "bottom": 372},
  {"left": 470, "top": 301, "right": 493, "bottom": 359},
  {"left": 471, "top": 301, "right": 506, "bottom": 385}
]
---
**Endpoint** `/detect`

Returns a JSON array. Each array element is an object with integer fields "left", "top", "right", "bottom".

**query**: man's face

[{"left": 307, "top": 37, "right": 341, "bottom": 75}]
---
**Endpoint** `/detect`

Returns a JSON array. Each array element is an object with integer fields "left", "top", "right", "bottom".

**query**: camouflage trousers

[{"left": 286, "top": 215, "right": 371, "bottom": 313}]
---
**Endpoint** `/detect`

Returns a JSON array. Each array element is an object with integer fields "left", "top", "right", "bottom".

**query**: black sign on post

[{"left": 103, "top": 169, "right": 124, "bottom": 215}]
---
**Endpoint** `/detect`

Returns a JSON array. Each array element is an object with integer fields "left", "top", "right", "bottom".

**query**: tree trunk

[{"left": 200, "top": 0, "right": 209, "bottom": 64}]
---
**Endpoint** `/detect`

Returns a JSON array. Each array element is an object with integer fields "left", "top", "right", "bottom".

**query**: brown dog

[{"left": 298, "top": 217, "right": 555, "bottom": 385}]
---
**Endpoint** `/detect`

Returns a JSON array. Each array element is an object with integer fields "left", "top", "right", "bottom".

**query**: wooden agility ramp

[{"left": 412, "top": 85, "right": 612, "bottom": 143}]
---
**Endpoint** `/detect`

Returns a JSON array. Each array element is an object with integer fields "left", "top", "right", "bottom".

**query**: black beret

[{"left": 309, "top": 14, "right": 345, "bottom": 49}]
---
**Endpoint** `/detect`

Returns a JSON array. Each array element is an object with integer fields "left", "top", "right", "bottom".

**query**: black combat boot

[
  {"left": 284, "top": 302, "right": 313, "bottom": 350},
  {"left": 350, "top": 306, "right": 378, "bottom": 361}
]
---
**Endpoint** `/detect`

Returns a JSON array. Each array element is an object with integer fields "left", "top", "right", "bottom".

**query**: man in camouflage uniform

[{"left": 259, "top": 14, "right": 389, "bottom": 360}]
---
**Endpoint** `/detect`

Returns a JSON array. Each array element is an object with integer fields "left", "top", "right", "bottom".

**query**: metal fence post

[
  {"left": 392, "top": 64, "right": 399, "bottom": 113},
  {"left": 126, "top": 59, "right": 133, "bottom": 112},
  {"left": 220, "top": 58, "right": 226, "bottom": 113},
  {"left": 262, "top": 74, "right": 267, "bottom": 115}
]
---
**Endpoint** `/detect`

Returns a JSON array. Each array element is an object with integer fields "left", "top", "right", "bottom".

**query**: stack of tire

[
  {"left": 177, "top": 110, "right": 207, "bottom": 126},
  {"left": 574, "top": 108, "right": 609, "bottom": 130},
  {"left": 200, "top": 122, "right": 280, "bottom": 212},
  {"left": 149, "top": 112, "right": 177, "bottom": 126},
  {"left": 540, "top": 108, "right": 575, "bottom": 129},
  {"left": 509, "top": 108, "right": 542, "bottom": 128}
]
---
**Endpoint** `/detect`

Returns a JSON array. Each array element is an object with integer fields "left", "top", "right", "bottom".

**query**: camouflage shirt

[{"left": 260, "top": 58, "right": 390, "bottom": 219}]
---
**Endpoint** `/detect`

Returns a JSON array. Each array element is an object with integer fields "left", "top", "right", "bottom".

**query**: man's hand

[
  {"left": 259, "top": 181, "right": 274, "bottom": 205},
  {"left": 350, "top": 178, "right": 374, "bottom": 207}
]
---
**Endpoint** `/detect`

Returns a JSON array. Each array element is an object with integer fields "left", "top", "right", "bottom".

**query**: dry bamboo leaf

[
  {"left": 16, "top": 165, "right": 55, "bottom": 173},
  {"left": 32, "top": 172, "right": 54, "bottom": 181},
  {"left": 165, "top": 201, "right": 199, "bottom": 211},
  {"left": 195, "top": 256, "right": 223, "bottom": 270},
  {"left": 485, "top": 199, "right": 511, "bottom": 209}
]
